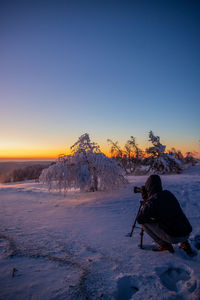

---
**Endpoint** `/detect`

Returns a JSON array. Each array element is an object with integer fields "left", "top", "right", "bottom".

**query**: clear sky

[{"left": 0, "top": 0, "right": 199, "bottom": 158}]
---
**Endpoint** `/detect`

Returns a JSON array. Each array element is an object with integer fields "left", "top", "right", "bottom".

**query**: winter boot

[
  {"left": 153, "top": 243, "right": 174, "bottom": 253},
  {"left": 180, "top": 240, "right": 193, "bottom": 255}
]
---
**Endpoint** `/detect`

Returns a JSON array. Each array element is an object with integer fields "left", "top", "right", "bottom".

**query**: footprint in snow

[
  {"left": 194, "top": 234, "right": 200, "bottom": 250},
  {"left": 113, "top": 276, "right": 139, "bottom": 300},
  {"left": 156, "top": 266, "right": 190, "bottom": 292}
]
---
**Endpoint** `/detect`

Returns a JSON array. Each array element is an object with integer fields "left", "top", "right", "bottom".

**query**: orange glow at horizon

[
  {"left": 0, "top": 145, "right": 111, "bottom": 159},
  {"left": 0, "top": 135, "right": 199, "bottom": 159},
  {"left": 0, "top": 144, "right": 199, "bottom": 159},
  {"left": 0, "top": 149, "right": 63, "bottom": 159}
]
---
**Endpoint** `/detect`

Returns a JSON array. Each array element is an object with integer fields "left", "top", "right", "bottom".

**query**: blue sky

[{"left": 0, "top": 0, "right": 199, "bottom": 157}]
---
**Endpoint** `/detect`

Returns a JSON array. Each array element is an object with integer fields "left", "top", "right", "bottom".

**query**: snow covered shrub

[
  {"left": 145, "top": 131, "right": 182, "bottom": 174},
  {"left": 39, "top": 133, "right": 127, "bottom": 191}
]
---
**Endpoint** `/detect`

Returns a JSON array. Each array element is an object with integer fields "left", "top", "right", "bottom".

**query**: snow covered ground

[{"left": 0, "top": 165, "right": 200, "bottom": 300}]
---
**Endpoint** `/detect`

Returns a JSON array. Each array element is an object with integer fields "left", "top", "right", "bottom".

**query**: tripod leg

[
  {"left": 140, "top": 228, "right": 144, "bottom": 249},
  {"left": 129, "top": 202, "right": 143, "bottom": 237}
]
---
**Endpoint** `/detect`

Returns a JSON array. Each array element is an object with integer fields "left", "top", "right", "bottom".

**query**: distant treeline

[{"left": 0, "top": 162, "right": 52, "bottom": 183}]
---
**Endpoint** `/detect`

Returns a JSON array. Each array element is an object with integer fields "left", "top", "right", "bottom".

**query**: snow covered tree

[
  {"left": 145, "top": 131, "right": 182, "bottom": 174},
  {"left": 125, "top": 136, "right": 143, "bottom": 160},
  {"left": 39, "top": 133, "right": 127, "bottom": 192},
  {"left": 146, "top": 131, "right": 166, "bottom": 157},
  {"left": 107, "top": 139, "right": 127, "bottom": 172},
  {"left": 107, "top": 136, "right": 144, "bottom": 174},
  {"left": 70, "top": 133, "right": 101, "bottom": 155}
]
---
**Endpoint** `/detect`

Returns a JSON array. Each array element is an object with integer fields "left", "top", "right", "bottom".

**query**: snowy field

[{"left": 0, "top": 165, "right": 200, "bottom": 300}]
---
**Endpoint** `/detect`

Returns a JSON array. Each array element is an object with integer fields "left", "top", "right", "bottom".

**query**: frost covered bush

[
  {"left": 145, "top": 131, "right": 183, "bottom": 174},
  {"left": 146, "top": 155, "right": 182, "bottom": 174},
  {"left": 39, "top": 134, "right": 127, "bottom": 191}
]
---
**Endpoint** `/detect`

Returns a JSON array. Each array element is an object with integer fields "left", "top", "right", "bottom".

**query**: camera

[
  {"left": 134, "top": 186, "right": 145, "bottom": 194},
  {"left": 134, "top": 186, "right": 148, "bottom": 201}
]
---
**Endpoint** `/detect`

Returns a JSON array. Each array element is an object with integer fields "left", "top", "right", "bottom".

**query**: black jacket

[{"left": 137, "top": 175, "right": 192, "bottom": 237}]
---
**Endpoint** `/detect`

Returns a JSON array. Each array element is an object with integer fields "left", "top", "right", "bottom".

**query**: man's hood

[{"left": 145, "top": 175, "right": 162, "bottom": 197}]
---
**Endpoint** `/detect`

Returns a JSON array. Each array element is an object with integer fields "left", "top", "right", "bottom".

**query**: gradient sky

[{"left": 0, "top": 0, "right": 199, "bottom": 158}]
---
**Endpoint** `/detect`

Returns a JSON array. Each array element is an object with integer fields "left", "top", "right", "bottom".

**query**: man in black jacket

[{"left": 137, "top": 175, "right": 193, "bottom": 253}]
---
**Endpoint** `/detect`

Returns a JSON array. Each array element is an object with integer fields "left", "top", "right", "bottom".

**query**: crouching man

[{"left": 137, "top": 175, "right": 193, "bottom": 254}]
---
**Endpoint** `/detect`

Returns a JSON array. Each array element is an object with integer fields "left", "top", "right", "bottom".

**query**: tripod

[{"left": 129, "top": 201, "right": 144, "bottom": 249}]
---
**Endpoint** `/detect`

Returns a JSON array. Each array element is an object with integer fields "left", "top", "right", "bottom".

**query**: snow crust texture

[{"left": 0, "top": 165, "right": 200, "bottom": 300}]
